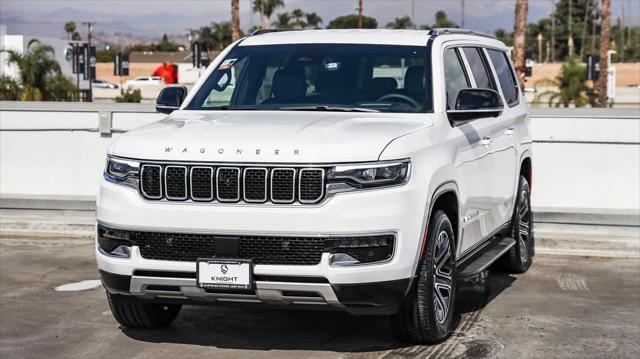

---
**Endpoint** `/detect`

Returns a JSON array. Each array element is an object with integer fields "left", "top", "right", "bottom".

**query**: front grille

[
  {"left": 299, "top": 169, "right": 325, "bottom": 203},
  {"left": 217, "top": 167, "right": 240, "bottom": 202},
  {"left": 271, "top": 168, "right": 296, "bottom": 203},
  {"left": 98, "top": 225, "right": 395, "bottom": 265},
  {"left": 139, "top": 163, "right": 326, "bottom": 205},
  {"left": 140, "top": 165, "right": 162, "bottom": 199},
  {"left": 165, "top": 166, "right": 187, "bottom": 200},
  {"left": 190, "top": 167, "right": 213, "bottom": 201},
  {"left": 243, "top": 168, "right": 267, "bottom": 202}
]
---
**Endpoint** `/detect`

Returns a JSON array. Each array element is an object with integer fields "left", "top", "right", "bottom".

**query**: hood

[{"left": 110, "top": 110, "right": 432, "bottom": 163}]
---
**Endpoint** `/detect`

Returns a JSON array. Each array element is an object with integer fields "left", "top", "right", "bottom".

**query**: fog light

[
  {"left": 325, "top": 235, "right": 394, "bottom": 264},
  {"left": 97, "top": 226, "right": 133, "bottom": 258}
]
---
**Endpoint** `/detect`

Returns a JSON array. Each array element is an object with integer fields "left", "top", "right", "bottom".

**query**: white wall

[{"left": 1, "top": 103, "right": 638, "bottom": 218}]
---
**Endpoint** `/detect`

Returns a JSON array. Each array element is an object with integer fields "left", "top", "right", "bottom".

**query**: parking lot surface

[{"left": 0, "top": 237, "right": 638, "bottom": 359}]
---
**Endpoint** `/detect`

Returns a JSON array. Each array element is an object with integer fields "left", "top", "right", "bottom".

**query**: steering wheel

[{"left": 376, "top": 93, "right": 420, "bottom": 109}]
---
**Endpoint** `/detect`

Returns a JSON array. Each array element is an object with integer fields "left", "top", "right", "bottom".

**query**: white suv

[{"left": 97, "top": 28, "right": 533, "bottom": 343}]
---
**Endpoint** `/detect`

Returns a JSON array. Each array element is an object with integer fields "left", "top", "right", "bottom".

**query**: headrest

[
  {"left": 272, "top": 68, "right": 307, "bottom": 101},
  {"left": 370, "top": 77, "right": 398, "bottom": 96},
  {"left": 404, "top": 66, "right": 425, "bottom": 98}
]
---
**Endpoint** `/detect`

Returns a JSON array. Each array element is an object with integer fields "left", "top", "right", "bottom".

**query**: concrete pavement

[{"left": 0, "top": 237, "right": 639, "bottom": 358}]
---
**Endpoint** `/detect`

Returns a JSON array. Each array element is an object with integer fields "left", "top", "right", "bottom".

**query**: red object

[{"left": 153, "top": 63, "right": 178, "bottom": 84}]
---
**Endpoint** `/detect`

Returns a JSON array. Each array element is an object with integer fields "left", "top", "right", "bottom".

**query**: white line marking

[{"left": 54, "top": 279, "right": 102, "bottom": 292}]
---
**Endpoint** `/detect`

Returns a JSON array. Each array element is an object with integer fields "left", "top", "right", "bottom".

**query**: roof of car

[
  {"left": 240, "top": 28, "right": 497, "bottom": 47},
  {"left": 241, "top": 29, "right": 432, "bottom": 47}
]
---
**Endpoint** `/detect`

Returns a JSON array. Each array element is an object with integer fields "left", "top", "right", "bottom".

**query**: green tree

[
  {"left": 327, "top": 14, "right": 377, "bottom": 29},
  {"left": 291, "top": 9, "right": 306, "bottom": 29},
  {"left": 252, "top": 0, "right": 285, "bottom": 29},
  {"left": 115, "top": 88, "right": 142, "bottom": 103},
  {"left": 386, "top": 16, "right": 414, "bottom": 30},
  {"left": 64, "top": 21, "right": 76, "bottom": 40},
  {"left": 0, "top": 75, "right": 20, "bottom": 101},
  {"left": 197, "top": 22, "right": 240, "bottom": 50},
  {"left": 534, "top": 56, "right": 595, "bottom": 107},
  {"left": 550, "top": 0, "right": 599, "bottom": 60},
  {"left": 71, "top": 32, "right": 81, "bottom": 41},
  {"left": 157, "top": 34, "right": 180, "bottom": 52},
  {"left": 273, "top": 13, "right": 293, "bottom": 29},
  {"left": 1, "top": 39, "right": 77, "bottom": 101},
  {"left": 305, "top": 12, "right": 323, "bottom": 29},
  {"left": 420, "top": 10, "right": 458, "bottom": 29}
]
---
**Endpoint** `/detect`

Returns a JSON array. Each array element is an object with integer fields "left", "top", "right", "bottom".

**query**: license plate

[{"left": 196, "top": 259, "right": 252, "bottom": 290}]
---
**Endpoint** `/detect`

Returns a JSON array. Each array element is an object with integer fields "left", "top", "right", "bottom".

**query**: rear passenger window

[
  {"left": 462, "top": 48, "right": 495, "bottom": 90},
  {"left": 487, "top": 49, "right": 519, "bottom": 107},
  {"left": 443, "top": 48, "right": 470, "bottom": 110}
]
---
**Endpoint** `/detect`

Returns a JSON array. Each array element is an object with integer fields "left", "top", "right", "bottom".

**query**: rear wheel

[
  {"left": 107, "top": 292, "right": 181, "bottom": 328},
  {"left": 391, "top": 210, "right": 456, "bottom": 344},
  {"left": 502, "top": 175, "right": 534, "bottom": 273}
]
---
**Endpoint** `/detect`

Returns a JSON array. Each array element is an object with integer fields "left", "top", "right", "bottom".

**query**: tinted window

[
  {"left": 462, "top": 47, "right": 495, "bottom": 90},
  {"left": 443, "top": 48, "right": 470, "bottom": 110},
  {"left": 487, "top": 49, "right": 519, "bottom": 106},
  {"left": 188, "top": 44, "right": 429, "bottom": 113}
]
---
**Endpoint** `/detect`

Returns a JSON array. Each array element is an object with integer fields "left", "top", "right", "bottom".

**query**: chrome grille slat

[
  {"left": 271, "top": 168, "right": 296, "bottom": 204},
  {"left": 139, "top": 163, "right": 325, "bottom": 204},
  {"left": 164, "top": 166, "right": 188, "bottom": 200},
  {"left": 243, "top": 168, "right": 268, "bottom": 203},
  {"left": 299, "top": 168, "right": 325, "bottom": 204},
  {"left": 216, "top": 167, "right": 240, "bottom": 202},
  {"left": 140, "top": 165, "right": 162, "bottom": 199},
  {"left": 190, "top": 166, "right": 214, "bottom": 201}
]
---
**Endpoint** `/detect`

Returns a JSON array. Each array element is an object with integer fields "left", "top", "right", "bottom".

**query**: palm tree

[
  {"left": 291, "top": 8, "right": 305, "bottom": 29},
  {"left": 252, "top": 0, "right": 284, "bottom": 29},
  {"left": 64, "top": 21, "right": 76, "bottom": 40},
  {"left": 385, "top": 16, "right": 414, "bottom": 29},
  {"left": 513, "top": 0, "right": 528, "bottom": 89},
  {"left": 598, "top": 0, "right": 611, "bottom": 107},
  {"left": 305, "top": 12, "right": 322, "bottom": 29},
  {"left": 1, "top": 39, "right": 76, "bottom": 101},
  {"left": 534, "top": 56, "right": 595, "bottom": 107},
  {"left": 231, "top": 0, "right": 240, "bottom": 41},
  {"left": 273, "top": 13, "right": 292, "bottom": 29}
]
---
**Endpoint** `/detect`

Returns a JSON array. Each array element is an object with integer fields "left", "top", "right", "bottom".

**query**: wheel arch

[
  {"left": 519, "top": 152, "right": 532, "bottom": 186},
  {"left": 418, "top": 182, "right": 460, "bottom": 266}
]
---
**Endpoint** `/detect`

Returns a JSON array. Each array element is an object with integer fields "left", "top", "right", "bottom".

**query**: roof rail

[
  {"left": 428, "top": 28, "right": 496, "bottom": 39},
  {"left": 250, "top": 29, "right": 299, "bottom": 36}
]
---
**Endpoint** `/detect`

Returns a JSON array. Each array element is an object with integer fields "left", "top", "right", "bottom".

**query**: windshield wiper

[{"left": 276, "top": 105, "right": 380, "bottom": 113}]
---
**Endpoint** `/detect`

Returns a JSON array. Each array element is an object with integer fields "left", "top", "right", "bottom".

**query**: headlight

[
  {"left": 327, "top": 160, "right": 410, "bottom": 189},
  {"left": 104, "top": 157, "right": 139, "bottom": 188}
]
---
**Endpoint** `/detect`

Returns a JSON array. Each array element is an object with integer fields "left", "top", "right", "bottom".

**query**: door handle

[
  {"left": 480, "top": 137, "right": 493, "bottom": 147},
  {"left": 504, "top": 128, "right": 516, "bottom": 136}
]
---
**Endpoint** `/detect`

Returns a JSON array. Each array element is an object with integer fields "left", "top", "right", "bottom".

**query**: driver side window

[{"left": 443, "top": 48, "right": 470, "bottom": 110}]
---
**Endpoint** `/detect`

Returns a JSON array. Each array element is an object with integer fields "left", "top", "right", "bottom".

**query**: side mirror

[
  {"left": 447, "top": 88, "right": 504, "bottom": 124},
  {"left": 156, "top": 86, "right": 188, "bottom": 114}
]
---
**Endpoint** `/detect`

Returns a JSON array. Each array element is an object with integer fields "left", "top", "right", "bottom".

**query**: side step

[{"left": 457, "top": 237, "right": 516, "bottom": 278}]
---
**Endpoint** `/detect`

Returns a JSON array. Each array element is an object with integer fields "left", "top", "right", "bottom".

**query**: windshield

[{"left": 187, "top": 44, "right": 430, "bottom": 113}]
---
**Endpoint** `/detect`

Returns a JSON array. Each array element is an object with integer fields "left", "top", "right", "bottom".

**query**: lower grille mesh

[{"left": 130, "top": 231, "right": 324, "bottom": 264}]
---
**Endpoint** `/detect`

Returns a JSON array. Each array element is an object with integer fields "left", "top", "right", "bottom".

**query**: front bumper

[
  {"left": 100, "top": 270, "right": 413, "bottom": 315},
  {"left": 96, "top": 174, "right": 428, "bottom": 313}
]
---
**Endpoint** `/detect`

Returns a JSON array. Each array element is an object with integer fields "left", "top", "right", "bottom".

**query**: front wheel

[{"left": 390, "top": 210, "right": 457, "bottom": 344}]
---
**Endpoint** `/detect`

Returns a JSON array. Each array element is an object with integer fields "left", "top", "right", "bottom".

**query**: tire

[
  {"left": 106, "top": 292, "right": 181, "bottom": 329},
  {"left": 502, "top": 175, "right": 534, "bottom": 273},
  {"left": 391, "top": 210, "right": 457, "bottom": 344}
]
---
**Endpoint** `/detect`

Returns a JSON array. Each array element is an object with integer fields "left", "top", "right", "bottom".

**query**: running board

[{"left": 456, "top": 237, "right": 516, "bottom": 278}]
